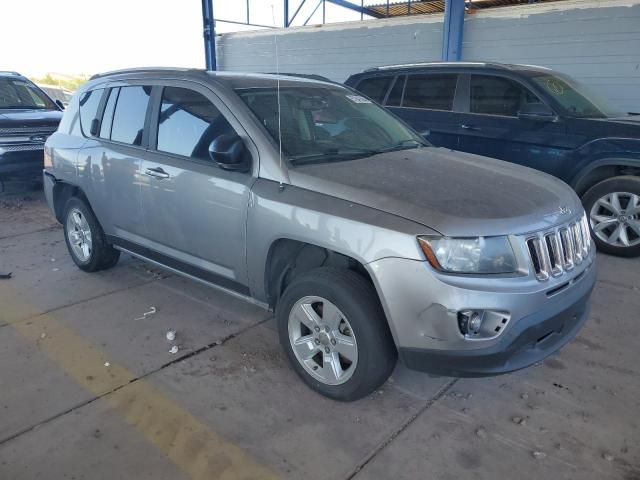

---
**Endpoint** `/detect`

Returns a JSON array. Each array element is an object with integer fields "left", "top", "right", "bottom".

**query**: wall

[{"left": 216, "top": 0, "right": 640, "bottom": 112}]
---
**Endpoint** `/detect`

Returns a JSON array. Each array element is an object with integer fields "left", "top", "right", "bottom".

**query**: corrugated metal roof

[{"left": 365, "top": 0, "right": 569, "bottom": 17}]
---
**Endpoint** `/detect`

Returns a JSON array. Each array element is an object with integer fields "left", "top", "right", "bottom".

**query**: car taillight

[{"left": 44, "top": 145, "right": 53, "bottom": 168}]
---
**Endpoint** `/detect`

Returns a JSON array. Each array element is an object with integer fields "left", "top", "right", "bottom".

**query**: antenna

[{"left": 271, "top": 4, "right": 285, "bottom": 191}]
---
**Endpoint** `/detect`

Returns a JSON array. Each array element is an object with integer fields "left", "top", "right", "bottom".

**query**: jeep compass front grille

[{"left": 526, "top": 215, "right": 591, "bottom": 281}]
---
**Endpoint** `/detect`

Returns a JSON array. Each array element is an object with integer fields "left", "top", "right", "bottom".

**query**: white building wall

[{"left": 217, "top": 0, "right": 640, "bottom": 112}]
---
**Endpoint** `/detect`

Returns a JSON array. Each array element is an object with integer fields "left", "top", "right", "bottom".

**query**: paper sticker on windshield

[{"left": 346, "top": 95, "right": 372, "bottom": 104}]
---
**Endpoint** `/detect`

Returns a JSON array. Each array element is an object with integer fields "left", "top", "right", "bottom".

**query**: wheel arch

[
  {"left": 263, "top": 238, "right": 379, "bottom": 310},
  {"left": 51, "top": 180, "right": 89, "bottom": 222},
  {"left": 571, "top": 158, "right": 640, "bottom": 197}
]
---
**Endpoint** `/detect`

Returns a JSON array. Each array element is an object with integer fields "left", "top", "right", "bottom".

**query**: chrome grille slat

[
  {"left": 526, "top": 214, "right": 592, "bottom": 281},
  {"left": 0, "top": 144, "right": 45, "bottom": 152},
  {"left": 0, "top": 127, "right": 57, "bottom": 135}
]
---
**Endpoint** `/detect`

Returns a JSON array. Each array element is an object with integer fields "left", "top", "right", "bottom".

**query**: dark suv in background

[
  {"left": 346, "top": 62, "right": 640, "bottom": 257},
  {"left": 0, "top": 71, "right": 63, "bottom": 183}
]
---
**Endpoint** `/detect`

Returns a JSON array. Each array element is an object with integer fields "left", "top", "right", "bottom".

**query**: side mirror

[
  {"left": 55, "top": 99, "right": 65, "bottom": 110},
  {"left": 209, "top": 133, "right": 250, "bottom": 172},
  {"left": 518, "top": 103, "right": 557, "bottom": 122}
]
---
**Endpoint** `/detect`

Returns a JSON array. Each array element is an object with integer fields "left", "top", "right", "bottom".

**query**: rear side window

[
  {"left": 470, "top": 75, "right": 541, "bottom": 117},
  {"left": 78, "top": 89, "right": 104, "bottom": 136},
  {"left": 403, "top": 74, "right": 458, "bottom": 111},
  {"left": 156, "top": 86, "right": 235, "bottom": 161},
  {"left": 356, "top": 76, "right": 394, "bottom": 103},
  {"left": 110, "top": 86, "right": 151, "bottom": 146}
]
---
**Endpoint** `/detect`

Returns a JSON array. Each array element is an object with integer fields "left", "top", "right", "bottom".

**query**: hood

[
  {"left": 598, "top": 114, "right": 640, "bottom": 126},
  {"left": 288, "top": 147, "right": 582, "bottom": 237},
  {"left": 0, "top": 109, "right": 63, "bottom": 129}
]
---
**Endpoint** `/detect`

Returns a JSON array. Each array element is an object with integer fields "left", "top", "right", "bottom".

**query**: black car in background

[
  {"left": 346, "top": 62, "right": 640, "bottom": 257},
  {"left": 0, "top": 71, "right": 63, "bottom": 183}
]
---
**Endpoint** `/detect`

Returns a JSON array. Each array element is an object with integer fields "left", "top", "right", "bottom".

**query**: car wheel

[
  {"left": 277, "top": 267, "right": 397, "bottom": 401},
  {"left": 582, "top": 176, "right": 640, "bottom": 257},
  {"left": 63, "top": 197, "right": 120, "bottom": 272}
]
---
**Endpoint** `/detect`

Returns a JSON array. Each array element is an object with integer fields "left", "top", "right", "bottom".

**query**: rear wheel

[
  {"left": 63, "top": 197, "right": 120, "bottom": 272},
  {"left": 277, "top": 267, "right": 397, "bottom": 401},
  {"left": 582, "top": 176, "right": 640, "bottom": 257}
]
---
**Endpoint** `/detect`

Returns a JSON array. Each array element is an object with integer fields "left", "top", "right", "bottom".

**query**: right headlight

[{"left": 418, "top": 236, "right": 517, "bottom": 274}]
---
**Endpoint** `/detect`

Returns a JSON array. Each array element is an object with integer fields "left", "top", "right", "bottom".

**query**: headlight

[{"left": 418, "top": 236, "right": 517, "bottom": 274}]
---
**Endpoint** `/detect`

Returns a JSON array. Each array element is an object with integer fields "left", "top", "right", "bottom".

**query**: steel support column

[
  {"left": 441, "top": 0, "right": 465, "bottom": 61},
  {"left": 202, "top": 0, "right": 216, "bottom": 70}
]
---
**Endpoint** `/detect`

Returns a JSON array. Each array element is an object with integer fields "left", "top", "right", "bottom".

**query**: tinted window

[
  {"left": 403, "top": 74, "right": 458, "bottom": 110},
  {"left": 356, "top": 76, "right": 393, "bottom": 103},
  {"left": 100, "top": 88, "right": 118, "bottom": 139},
  {"left": 156, "top": 87, "right": 235, "bottom": 160},
  {"left": 0, "top": 77, "right": 57, "bottom": 110},
  {"left": 386, "top": 76, "right": 405, "bottom": 106},
  {"left": 79, "top": 88, "right": 104, "bottom": 136},
  {"left": 471, "top": 75, "right": 541, "bottom": 117},
  {"left": 110, "top": 86, "right": 151, "bottom": 146}
]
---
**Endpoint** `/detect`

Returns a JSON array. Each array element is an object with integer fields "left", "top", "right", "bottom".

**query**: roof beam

[{"left": 324, "top": 0, "right": 384, "bottom": 18}]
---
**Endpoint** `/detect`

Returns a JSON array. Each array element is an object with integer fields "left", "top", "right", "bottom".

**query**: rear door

[
  {"left": 139, "top": 82, "right": 256, "bottom": 290},
  {"left": 76, "top": 84, "right": 152, "bottom": 241},
  {"left": 456, "top": 74, "right": 572, "bottom": 177},
  {"left": 385, "top": 72, "right": 462, "bottom": 149}
]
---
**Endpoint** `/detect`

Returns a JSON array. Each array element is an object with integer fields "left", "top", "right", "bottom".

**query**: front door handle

[
  {"left": 144, "top": 167, "right": 170, "bottom": 179},
  {"left": 461, "top": 124, "right": 481, "bottom": 131}
]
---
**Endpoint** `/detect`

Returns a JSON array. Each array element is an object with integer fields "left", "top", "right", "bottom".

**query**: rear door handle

[
  {"left": 144, "top": 167, "right": 170, "bottom": 179},
  {"left": 461, "top": 124, "right": 481, "bottom": 131}
]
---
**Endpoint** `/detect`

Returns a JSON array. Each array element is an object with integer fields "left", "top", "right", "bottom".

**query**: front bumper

[
  {"left": 367, "top": 248, "right": 596, "bottom": 377},
  {"left": 0, "top": 147, "right": 44, "bottom": 176},
  {"left": 399, "top": 286, "right": 592, "bottom": 376}
]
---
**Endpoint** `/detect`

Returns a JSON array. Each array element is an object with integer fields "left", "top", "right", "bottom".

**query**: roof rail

[
  {"left": 365, "top": 61, "right": 492, "bottom": 72},
  {"left": 0, "top": 71, "right": 22, "bottom": 76},
  {"left": 89, "top": 67, "right": 202, "bottom": 80}
]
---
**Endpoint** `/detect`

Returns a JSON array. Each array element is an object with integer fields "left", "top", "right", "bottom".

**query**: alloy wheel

[
  {"left": 288, "top": 296, "right": 358, "bottom": 386},
  {"left": 66, "top": 208, "right": 93, "bottom": 261},
  {"left": 589, "top": 192, "right": 640, "bottom": 248}
]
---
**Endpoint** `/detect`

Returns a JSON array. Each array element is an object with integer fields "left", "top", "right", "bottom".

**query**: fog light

[{"left": 458, "top": 309, "right": 484, "bottom": 336}]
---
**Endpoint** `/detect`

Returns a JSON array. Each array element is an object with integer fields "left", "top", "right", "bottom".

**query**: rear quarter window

[{"left": 78, "top": 88, "right": 104, "bottom": 136}]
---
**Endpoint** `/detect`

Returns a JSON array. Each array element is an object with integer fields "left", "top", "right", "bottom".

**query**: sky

[{"left": 0, "top": 0, "right": 368, "bottom": 77}]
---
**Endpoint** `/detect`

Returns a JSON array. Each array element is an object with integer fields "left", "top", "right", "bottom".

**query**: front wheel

[
  {"left": 582, "top": 176, "right": 640, "bottom": 257},
  {"left": 277, "top": 267, "right": 397, "bottom": 401}
]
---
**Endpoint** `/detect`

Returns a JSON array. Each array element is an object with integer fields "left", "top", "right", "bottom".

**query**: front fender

[
  {"left": 246, "top": 179, "right": 437, "bottom": 302},
  {"left": 569, "top": 137, "right": 640, "bottom": 188}
]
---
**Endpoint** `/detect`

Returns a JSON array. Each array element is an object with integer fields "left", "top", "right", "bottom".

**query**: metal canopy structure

[{"left": 200, "top": 0, "right": 566, "bottom": 70}]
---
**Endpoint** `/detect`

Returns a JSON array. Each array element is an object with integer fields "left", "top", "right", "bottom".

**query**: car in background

[
  {"left": 44, "top": 68, "right": 595, "bottom": 401},
  {"left": 346, "top": 62, "right": 640, "bottom": 257},
  {"left": 0, "top": 71, "right": 63, "bottom": 182},
  {"left": 37, "top": 84, "right": 73, "bottom": 107}
]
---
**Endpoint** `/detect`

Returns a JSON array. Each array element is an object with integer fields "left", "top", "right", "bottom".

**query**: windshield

[
  {"left": 529, "top": 73, "right": 622, "bottom": 118},
  {"left": 236, "top": 85, "right": 428, "bottom": 164},
  {"left": 0, "top": 77, "right": 57, "bottom": 110}
]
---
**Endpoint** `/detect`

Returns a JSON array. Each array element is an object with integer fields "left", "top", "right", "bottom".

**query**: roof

[
  {"left": 362, "top": 61, "right": 553, "bottom": 73},
  {"left": 0, "top": 71, "right": 23, "bottom": 77},
  {"left": 364, "top": 0, "right": 568, "bottom": 17},
  {"left": 87, "top": 67, "right": 340, "bottom": 90}
]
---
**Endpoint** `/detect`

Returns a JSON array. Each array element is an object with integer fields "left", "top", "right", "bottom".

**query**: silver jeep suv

[{"left": 43, "top": 68, "right": 596, "bottom": 401}]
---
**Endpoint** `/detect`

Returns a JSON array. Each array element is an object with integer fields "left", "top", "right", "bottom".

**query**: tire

[
  {"left": 277, "top": 267, "right": 397, "bottom": 401},
  {"left": 62, "top": 197, "right": 120, "bottom": 272},
  {"left": 581, "top": 176, "right": 640, "bottom": 258}
]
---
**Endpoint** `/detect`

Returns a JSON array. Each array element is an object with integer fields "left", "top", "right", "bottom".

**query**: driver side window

[
  {"left": 470, "top": 75, "right": 541, "bottom": 117},
  {"left": 157, "top": 86, "right": 235, "bottom": 161}
]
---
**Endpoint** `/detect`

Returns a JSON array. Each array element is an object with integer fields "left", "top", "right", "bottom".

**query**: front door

[
  {"left": 457, "top": 74, "right": 574, "bottom": 178},
  {"left": 139, "top": 83, "right": 255, "bottom": 291}
]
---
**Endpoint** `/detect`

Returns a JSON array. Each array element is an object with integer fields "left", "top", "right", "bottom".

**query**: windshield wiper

[{"left": 290, "top": 148, "right": 378, "bottom": 165}]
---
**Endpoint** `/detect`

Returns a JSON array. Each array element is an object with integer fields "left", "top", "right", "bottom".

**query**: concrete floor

[{"left": 1, "top": 190, "right": 639, "bottom": 480}]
